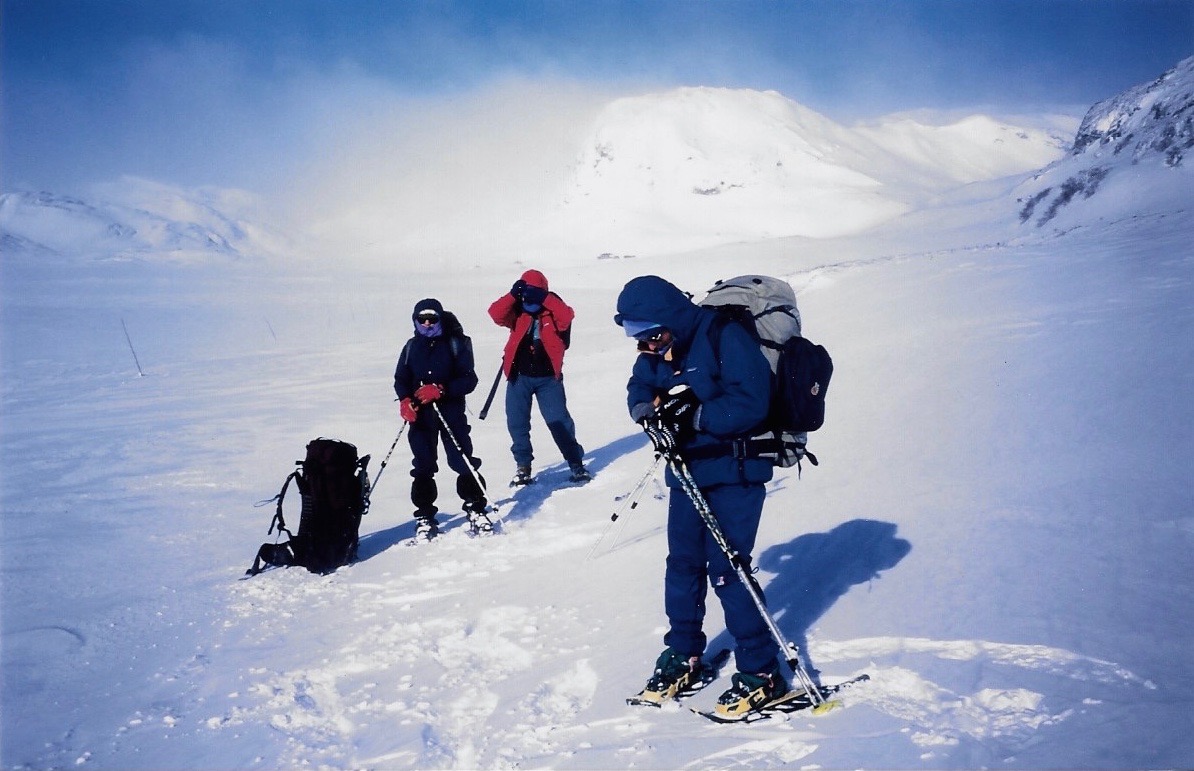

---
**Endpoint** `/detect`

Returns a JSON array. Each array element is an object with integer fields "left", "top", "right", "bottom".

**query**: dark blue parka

[
  {"left": 615, "top": 276, "right": 773, "bottom": 488},
  {"left": 393, "top": 299, "right": 479, "bottom": 416}
]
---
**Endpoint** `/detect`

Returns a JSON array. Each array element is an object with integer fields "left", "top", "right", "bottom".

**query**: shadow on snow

[
  {"left": 355, "top": 431, "right": 653, "bottom": 559},
  {"left": 707, "top": 518, "right": 912, "bottom": 681},
  {"left": 495, "top": 432, "right": 651, "bottom": 524}
]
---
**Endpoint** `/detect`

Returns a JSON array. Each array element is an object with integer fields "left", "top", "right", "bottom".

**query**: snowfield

[{"left": 3, "top": 72, "right": 1193, "bottom": 769}]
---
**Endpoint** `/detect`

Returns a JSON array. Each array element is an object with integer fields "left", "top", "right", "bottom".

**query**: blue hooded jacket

[{"left": 615, "top": 276, "right": 773, "bottom": 488}]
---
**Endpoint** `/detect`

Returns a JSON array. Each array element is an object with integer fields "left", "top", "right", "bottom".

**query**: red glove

[
  {"left": 414, "top": 383, "right": 444, "bottom": 403},
  {"left": 400, "top": 397, "right": 419, "bottom": 423}
]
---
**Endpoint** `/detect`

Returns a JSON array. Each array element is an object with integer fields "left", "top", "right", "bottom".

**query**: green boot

[{"left": 634, "top": 647, "right": 704, "bottom": 704}]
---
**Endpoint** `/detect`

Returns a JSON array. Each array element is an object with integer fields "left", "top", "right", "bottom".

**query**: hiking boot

[
  {"left": 463, "top": 499, "right": 494, "bottom": 535},
  {"left": 510, "top": 466, "right": 534, "bottom": 487},
  {"left": 635, "top": 647, "right": 703, "bottom": 704},
  {"left": 414, "top": 514, "right": 439, "bottom": 541},
  {"left": 713, "top": 668, "right": 790, "bottom": 720},
  {"left": 568, "top": 464, "right": 592, "bottom": 483}
]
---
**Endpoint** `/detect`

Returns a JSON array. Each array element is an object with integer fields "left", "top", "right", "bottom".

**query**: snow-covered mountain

[
  {"left": 1073, "top": 55, "right": 1194, "bottom": 165},
  {"left": 556, "top": 87, "right": 1067, "bottom": 253},
  {"left": 276, "top": 85, "right": 1073, "bottom": 265},
  {"left": 0, "top": 177, "right": 295, "bottom": 265},
  {"left": 1016, "top": 55, "right": 1193, "bottom": 227}
]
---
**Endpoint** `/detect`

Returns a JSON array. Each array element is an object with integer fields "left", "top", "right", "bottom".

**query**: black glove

[
  {"left": 511, "top": 279, "right": 527, "bottom": 299},
  {"left": 520, "top": 284, "right": 548, "bottom": 307},
  {"left": 639, "top": 414, "right": 678, "bottom": 456},
  {"left": 658, "top": 386, "right": 700, "bottom": 445}
]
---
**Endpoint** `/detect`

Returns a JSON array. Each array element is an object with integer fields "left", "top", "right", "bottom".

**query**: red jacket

[{"left": 489, "top": 288, "right": 574, "bottom": 380}]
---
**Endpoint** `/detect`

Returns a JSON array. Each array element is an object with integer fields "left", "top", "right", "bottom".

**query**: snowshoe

[
  {"left": 626, "top": 648, "right": 730, "bottom": 707},
  {"left": 568, "top": 464, "right": 592, "bottom": 484},
  {"left": 510, "top": 466, "right": 534, "bottom": 487},
  {"left": 693, "top": 674, "right": 870, "bottom": 723},
  {"left": 463, "top": 500, "right": 495, "bottom": 536},
  {"left": 413, "top": 514, "right": 439, "bottom": 542}
]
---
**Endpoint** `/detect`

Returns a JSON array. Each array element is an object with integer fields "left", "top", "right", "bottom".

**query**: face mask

[
  {"left": 416, "top": 320, "right": 442, "bottom": 337},
  {"left": 522, "top": 302, "right": 542, "bottom": 313}
]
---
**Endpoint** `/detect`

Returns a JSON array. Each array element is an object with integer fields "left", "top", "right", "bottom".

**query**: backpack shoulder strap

[
  {"left": 397, "top": 338, "right": 413, "bottom": 372},
  {"left": 244, "top": 470, "right": 300, "bottom": 577},
  {"left": 705, "top": 310, "right": 731, "bottom": 360},
  {"left": 270, "top": 471, "right": 299, "bottom": 537}
]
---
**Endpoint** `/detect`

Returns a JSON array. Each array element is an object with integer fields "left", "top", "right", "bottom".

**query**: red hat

[{"left": 520, "top": 269, "right": 548, "bottom": 290}]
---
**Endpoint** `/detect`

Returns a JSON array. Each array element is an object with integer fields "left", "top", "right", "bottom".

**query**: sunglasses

[
  {"left": 635, "top": 328, "right": 672, "bottom": 352},
  {"left": 634, "top": 328, "right": 668, "bottom": 343},
  {"left": 417, "top": 314, "right": 440, "bottom": 325}
]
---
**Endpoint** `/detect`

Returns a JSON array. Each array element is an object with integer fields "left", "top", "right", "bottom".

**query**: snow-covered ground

[{"left": 3, "top": 66, "right": 1193, "bottom": 769}]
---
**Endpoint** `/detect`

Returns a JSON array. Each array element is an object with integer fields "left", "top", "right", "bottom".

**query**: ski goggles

[
  {"left": 621, "top": 318, "right": 666, "bottom": 340},
  {"left": 416, "top": 312, "right": 440, "bottom": 325}
]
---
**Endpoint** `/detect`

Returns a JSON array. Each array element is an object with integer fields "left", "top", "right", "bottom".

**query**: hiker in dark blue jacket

[
  {"left": 614, "top": 275, "right": 788, "bottom": 713},
  {"left": 394, "top": 298, "right": 491, "bottom": 539}
]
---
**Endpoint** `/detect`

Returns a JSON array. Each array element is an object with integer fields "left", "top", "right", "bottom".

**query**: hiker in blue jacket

[
  {"left": 394, "top": 298, "right": 491, "bottom": 539},
  {"left": 614, "top": 275, "right": 788, "bottom": 713}
]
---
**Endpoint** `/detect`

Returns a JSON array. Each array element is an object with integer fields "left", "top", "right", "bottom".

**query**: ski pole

[
  {"left": 367, "top": 422, "right": 407, "bottom": 498},
  {"left": 585, "top": 452, "right": 662, "bottom": 560},
  {"left": 477, "top": 364, "right": 504, "bottom": 420},
  {"left": 429, "top": 401, "right": 497, "bottom": 514},
  {"left": 666, "top": 452, "right": 826, "bottom": 708}
]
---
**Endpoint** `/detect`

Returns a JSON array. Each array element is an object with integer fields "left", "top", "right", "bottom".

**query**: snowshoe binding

[
  {"left": 510, "top": 466, "right": 534, "bottom": 487},
  {"left": 627, "top": 648, "right": 730, "bottom": 707},
  {"left": 463, "top": 500, "right": 495, "bottom": 536},
  {"left": 708, "top": 669, "right": 789, "bottom": 722},
  {"left": 413, "top": 513, "right": 439, "bottom": 543}
]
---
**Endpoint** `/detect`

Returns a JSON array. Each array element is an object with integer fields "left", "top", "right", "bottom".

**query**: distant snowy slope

[
  {"left": 558, "top": 87, "right": 1066, "bottom": 253},
  {"left": 855, "top": 114, "right": 1067, "bottom": 187},
  {"left": 0, "top": 177, "right": 295, "bottom": 265},
  {"left": 1017, "top": 56, "right": 1194, "bottom": 228},
  {"left": 283, "top": 84, "right": 1069, "bottom": 265}
]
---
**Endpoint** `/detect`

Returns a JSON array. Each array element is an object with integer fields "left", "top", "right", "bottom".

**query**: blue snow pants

[
  {"left": 663, "top": 482, "right": 778, "bottom": 674},
  {"left": 504, "top": 375, "right": 584, "bottom": 468}
]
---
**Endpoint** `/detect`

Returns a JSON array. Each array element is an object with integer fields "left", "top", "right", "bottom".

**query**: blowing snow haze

[{"left": 4, "top": 80, "right": 1084, "bottom": 267}]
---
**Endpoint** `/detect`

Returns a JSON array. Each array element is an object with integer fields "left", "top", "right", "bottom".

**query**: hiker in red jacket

[{"left": 488, "top": 269, "right": 589, "bottom": 486}]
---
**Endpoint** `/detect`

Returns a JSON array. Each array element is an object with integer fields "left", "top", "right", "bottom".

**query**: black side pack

[
  {"left": 774, "top": 334, "right": 833, "bottom": 433},
  {"left": 246, "top": 438, "right": 371, "bottom": 576}
]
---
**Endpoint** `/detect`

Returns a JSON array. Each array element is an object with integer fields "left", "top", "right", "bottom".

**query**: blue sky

[{"left": 2, "top": 0, "right": 1191, "bottom": 197}]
